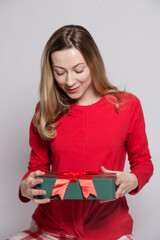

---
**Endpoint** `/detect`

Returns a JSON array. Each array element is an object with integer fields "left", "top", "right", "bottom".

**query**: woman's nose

[{"left": 66, "top": 72, "right": 76, "bottom": 86}]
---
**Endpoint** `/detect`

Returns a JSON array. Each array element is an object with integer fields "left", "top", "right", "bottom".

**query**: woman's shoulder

[
  {"left": 119, "top": 93, "right": 143, "bottom": 116},
  {"left": 117, "top": 92, "right": 139, "bottom": 101},
  {"left": 105, "top": 92, "right": 140, "bottom": 104},
  {"left": 104, "top": 92, "right": 141, "bottom": 112}
]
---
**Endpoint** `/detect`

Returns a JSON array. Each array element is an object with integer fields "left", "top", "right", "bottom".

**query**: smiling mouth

[{"left": 66, "top": 86, "right": 80, "bottom": 93}]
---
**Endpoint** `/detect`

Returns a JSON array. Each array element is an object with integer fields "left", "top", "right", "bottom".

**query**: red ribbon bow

[{"left": 50, "top": 172, "right": 98, "bottom": 200}]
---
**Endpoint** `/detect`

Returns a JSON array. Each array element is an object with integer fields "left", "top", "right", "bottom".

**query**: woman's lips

[{"left": 66, "top": 86, "right": 80, "bottom": 93}]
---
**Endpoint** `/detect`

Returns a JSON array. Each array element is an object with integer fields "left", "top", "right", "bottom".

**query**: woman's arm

[
  {"left": 126, "top": 96, "right": 153, "bottom": 194},
  {"left": 19, "top": 111, "right": 52, "bottom": 203},
  {"left": 102, "top": 95, "right": 153, "bottom": 199}
]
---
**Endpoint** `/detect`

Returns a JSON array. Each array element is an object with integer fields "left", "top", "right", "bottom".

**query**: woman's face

[{"left": 51, "top": 47, "right": 97, "bottom": 105}]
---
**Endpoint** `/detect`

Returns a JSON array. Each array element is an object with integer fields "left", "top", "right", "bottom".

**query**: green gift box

[{"left": 35, "top": 172, "right": 116, "bottom": 200}]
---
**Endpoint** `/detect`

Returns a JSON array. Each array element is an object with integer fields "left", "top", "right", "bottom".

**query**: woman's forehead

[{"left": 51, "top": 47, "right": 86, "bottom": 68}]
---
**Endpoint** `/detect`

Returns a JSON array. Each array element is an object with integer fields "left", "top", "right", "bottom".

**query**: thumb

[
  {"left": 30, "top": 170, "right": 45, "bottom": 178},
  {"left": 101, "top": 166, "right": 115, "bottom": 173}
]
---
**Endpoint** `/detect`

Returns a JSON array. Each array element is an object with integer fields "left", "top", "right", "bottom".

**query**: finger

[
  {"left": 115, "top": 176, "right": 122, "bottom": 186},
  {"left": 115, "top": 191, "right": 120, "bottom": 199},
  {"left": 26, "top": 188, "right": 46, "bottom": 200},
  {"left": 99, "top": 199, "right": 115, "bottom": 204},
  {"left": 101, "top": 166, "right": 116, "bottom": 173},
  {"left": 33, "top": 198, "right": 51, "bottom": 205},
  {"left": 28, "top": 178, "right": 43, "bottom": 188},
  {"left": 32, "top": 189, "right": 47, "bottom": 197},
  {"left": 30, "top": 170, "right": 45, "bottom": 178},
  {"left": 115, "top": 184, "right": 126, "bottom": 199}
]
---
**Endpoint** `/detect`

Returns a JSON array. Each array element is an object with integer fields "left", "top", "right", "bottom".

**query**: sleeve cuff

[
  {"left": 129, "top": 172, "right": 142, "bottom": 195},
  {"left": 19, "top": 185, "right": 31, "bottom": 203},
  {"left": 18, "top": 172, "right": 32, "bottom": 203}
]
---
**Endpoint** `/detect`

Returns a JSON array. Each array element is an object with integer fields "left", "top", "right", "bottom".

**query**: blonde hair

[{"left": 34, "top": 25, "right": 124, "bottom": 140}]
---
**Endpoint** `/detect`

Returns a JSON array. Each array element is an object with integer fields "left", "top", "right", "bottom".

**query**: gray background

[{"left": 0, "top": 0, "right": 160, "bottom": 239}]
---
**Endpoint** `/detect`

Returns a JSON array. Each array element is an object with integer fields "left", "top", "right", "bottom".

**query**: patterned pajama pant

[{"left": 6, "top": 220, "right": 133, "bottom": 240}]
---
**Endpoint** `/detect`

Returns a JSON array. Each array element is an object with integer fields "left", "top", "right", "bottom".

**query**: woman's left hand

[{"left": 101, "top": 166, "right": 139, "bottom": 199}]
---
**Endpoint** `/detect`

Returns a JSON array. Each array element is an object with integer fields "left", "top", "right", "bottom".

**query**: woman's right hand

[{"left": 20, "top": 170, "right": 51, "bottom": 204}]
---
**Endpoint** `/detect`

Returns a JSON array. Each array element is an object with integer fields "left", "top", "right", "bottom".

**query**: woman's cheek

[{"left": 78, "top": 72, "right": 91, "bottom": 83}]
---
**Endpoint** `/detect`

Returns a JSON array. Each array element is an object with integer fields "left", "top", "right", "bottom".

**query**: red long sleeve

[
  {"left": 19, "top": 94, "right": 153, "bottom": 240},
  {"left": 19, "top": 120, "right": 52, "bottom": 202},
  {"left": 126, "top": 96, "right": 153, "bottom": 194}
]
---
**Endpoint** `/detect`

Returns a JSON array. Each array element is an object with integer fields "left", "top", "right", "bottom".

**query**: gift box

[{"left": 35, "top": 172, "right": 116, "bottom": 200}]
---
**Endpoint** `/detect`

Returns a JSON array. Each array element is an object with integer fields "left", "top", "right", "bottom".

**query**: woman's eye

[
  {"left": 56, "top": 72, "right": 64, "bottom": 76},
  {"left": 75, "top": 69, "right": 84, "bottom": 74}
]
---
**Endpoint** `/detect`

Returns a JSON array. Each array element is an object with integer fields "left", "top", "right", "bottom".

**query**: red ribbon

[{"left": 50, "top": 172, "right": 98, "bottom": 200}]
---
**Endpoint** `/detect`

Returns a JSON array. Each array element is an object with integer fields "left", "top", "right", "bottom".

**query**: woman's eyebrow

[{"left": 53, "top": 63, "right": 86, "bottom": 69}]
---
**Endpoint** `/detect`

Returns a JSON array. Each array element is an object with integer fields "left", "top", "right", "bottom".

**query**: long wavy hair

[{"left": 34, "top": 25, "right": 124, "bottom": 140}]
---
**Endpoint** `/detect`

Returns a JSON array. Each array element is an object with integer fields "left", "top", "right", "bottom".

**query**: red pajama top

[{"left": 19, "top": 94, "right": 153, "bottom": 240}]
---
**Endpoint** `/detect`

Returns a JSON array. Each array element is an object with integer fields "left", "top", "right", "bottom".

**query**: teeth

[{"left": 68, "top": 87, "right": 79, "bottom": 90}]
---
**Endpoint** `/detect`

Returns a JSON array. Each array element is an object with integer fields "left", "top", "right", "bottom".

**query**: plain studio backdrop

[{"left": 0, "top": 0, "right": 160, "bottom": 239}]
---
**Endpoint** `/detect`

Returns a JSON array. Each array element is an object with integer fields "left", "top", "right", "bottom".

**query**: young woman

[{"left": 8, "top": 25, "right": 153, "bottom": 240}]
